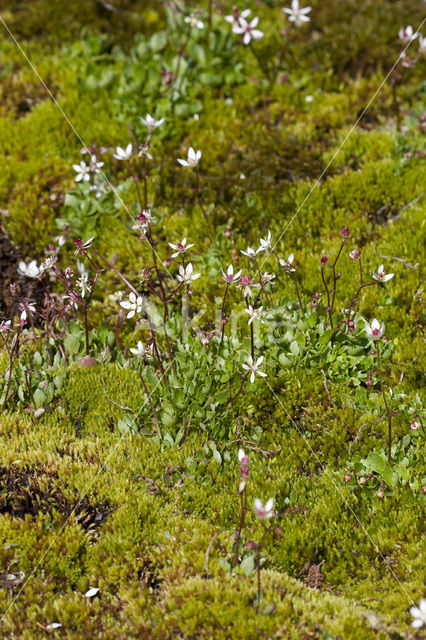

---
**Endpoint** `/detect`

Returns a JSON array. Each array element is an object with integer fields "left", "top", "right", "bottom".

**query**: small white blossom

[
  {"left": 72, "top": 161, "right": 90, "bottom": 182},
  {"left": 232, "top": 16, "right": 264, "bottom": 45},
  {"left": 169, "top": 238, "right": 194, "bottom": 258},
  {"left": 398, "top": 26, "right": 418, "bottom": 43},
  {"left": 222, "top": 264, "right": 242, "bottom": 284},
  {"left": 55, "top": 234, "right": 67, "bottom": 247},
  {"left": 130, "top": 341, "right": 152, "bottom": 358},
  {"left": 46, "top": 623, "right": 62, "bottom": 631},
  {"left": 372, "top": 264, "right": 394, "bottom": 283},
  {"left": 19, "top": 302, "right": 36, "bottom": 323},
  {"left": 279, "top": 253, "right": 295, "bottom": 272},
  {"left": 177, "top": 262, "right": 200, "bottom": 283},
  {"left": 185, "top": 14, "right": 204, "bottom": 29},
  {"left": 245, "top": 305, "right": 265, "bottom": 325},
  {"left": 177, "top": 147, "right": 202, "bottom": 168},
  {"left": 240, "top": 246, "right": 260, "bottom": 260},
  {"left": 364, "top": 318, "right": 385, "bottom": 340},
  {"left": 88, "top": 155, "right": 104, "bottom": 174},
  {"left": 18, "top": 260, "right": 41, "bottom": 279},
  {"left": 140, "top": 114, "right": 165, "bottom": 130},
  {"left": 74, "top": 236, "right": 95, "bottom": 255},
  {"left": 225, "top": 8, "right": 251, "bottom": 27},
  {"left": 0, "top": 320, "right": 11, "bottom": 332},
  {"left": 113, "top": 143, "right": 133, "bottom": 161},
  {"left": 242, "top": 355, "right": 267, "bottom": 383},
  {"left": 120, "top": 292, "right": 143, "bottom": 319},
  {"left": 132, "top": 210, "right": 155, "bottom": 236},
  {"left": 261, "top": 272, "right": 275, "bottom": 284},
  {"left": 283, "top": 0, "right": 312, "bottom": 25},
  {"left": 85, "top": 587, "right": 100, "bottom": 598},
  {"left": 258, "top": 231, "right": 273, "bottom": 253},
  {"left": 410, "top": 600, "right": 426, "bottom": 629},
  {"left": 41, "top": 255, "right": 58, "bottom": 273},
  {"left": 253, "top": 497, "right": 274, "bottom": 520}
]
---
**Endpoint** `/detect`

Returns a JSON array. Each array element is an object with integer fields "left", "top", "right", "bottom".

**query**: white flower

[
  {"left": 113, "top": 143, "right": 133, "bottom": 161},
  {"left": 398, "top": 26, "right": 418, "bottom": 43},
  {"left": 84, "top": 587, "right": 100, "bottom": 598},
  {"left": 410, "top": 600, "right": 426, "bottom": 629},
  {"left": 245, "top": 305, "right": 265, "bottom": 325},
  {"left": 140, "top": 114, "right": 165, "bottom": 130},
  {"left": 232, "top": 16, "right": 264, "bottom": 45},
  {"left": 258, "top": 231, "right": 273, "bottom": 253},
  {"left": 242, "top": 355, "right": 267, "bottom": 383},
  {"left": 41, "top": 255, "right": 58, "bottom": 273},
  {"left": 89, "top": 155, "right": 104, "bottom": 173},
  {"left": 279, "top": 253, "right": 295, "bottom": 272},
  {"left": 55, "top": 234, "right": 67, "bottom": 247},
  {"left": 46, "top": 623, "right": 62, "bottom": 630},
  {"left": 283, "top": 0, "right": 312, "bottom": 25},
  {"left": 240, "top": 246, "right": 260, "bottom": 260},
  {"left": 169, "top": 238, "right": 194, "bottom": 258},
  {"left": 176, "top": 262, "right": 200, "bottom": 283},
  {"left": 19, "top": 302, "right": 36, "bottom": 323},
  {"left": 77, "top": 272, "right": 90, "bottom": 297},
  {"left": 253, "top": 497, "right": 274, "bottom": 520},
  {"left": 225, "top": 8, "right": 251, "bottom": 27},
  {"left": 364, "top": 318, "right": 385, "bottom": 340},
  {"left": 72, "top": 161, "right": 90, "bottom": 182},
  {"left": 74, "top": 236, "right": 95, "bottom": 255},
  {"left": 372, "top": 264, "right": 394, "bottom": 283},
  {"left": 261, "top": 272, "right": 275, "bottom": 284},
  {"left": 130, "top": 341, "right": 152, "bottom": 358},
  {"left": 132, "top": 209, "right": 155, "bottom": 235},
  {"left": 419, "top": 34, "right": 426, "bottom": 54},
  {"left": 0, "top": 320, "right": 11, "bottom": 332},
  {"left": 177, "top": 147, "right": 202, "bottom": 168},
  {"left": 18, "top": 260, "right": 41, "bottom": 279},
  {"left": 222, "top": 264, "right": 242, "bottom": 284},
  {"left": 184, "top": 14, "right": 204, "bottom": 29},
  {"left": 120, "top": 292, "right": 143, "bottom": 318}
]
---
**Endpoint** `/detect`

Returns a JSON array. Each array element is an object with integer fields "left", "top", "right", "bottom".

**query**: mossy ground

[{"left": 0, "top": 1, "right": 425, "bottom": 638}]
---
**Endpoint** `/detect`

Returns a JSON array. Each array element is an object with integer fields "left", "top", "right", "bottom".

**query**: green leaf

[
  {"left": 240, "top": 555, "right": 255, "bottom": 576},
  {"left": 33, "top": 389, "right": 46, "bottom": 409},
  {"left": 367, "top": 452, "right": 387, "bottom": 474},
  {"left": 289, "top": 341, "right": 300, "bottom": 356},
  {"left": 149, "top": 31, "right": 167, "bottom": 52}
]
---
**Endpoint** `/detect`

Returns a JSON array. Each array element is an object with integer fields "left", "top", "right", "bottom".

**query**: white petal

[
  {"left": 265, "top": 498, "right": 274, "bottom": 511},
  {"left": 85, "top": 587, "right": 100, "bottom": 598},
  {"left": 188, "top": 147, "right": 195, "bottom": 161},
  {"left": 243, "top": 32, "right": 251, "bottom": 45},
  {"left": 238, "top": 449, "right": 245, "bottom": 461},
  {"left": 250, "top": 17, "right": 259, "bottom": 28},
  {"left": 412, "top": 619, "right": 423, "bottom": 628}
]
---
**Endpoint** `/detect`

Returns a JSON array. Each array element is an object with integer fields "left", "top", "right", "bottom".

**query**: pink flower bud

[
  {"left": 320, "top": 255, "right": 328, "bottom": 266},
  {"left": 410, "top": 419, "right": 420, "bottom": 430},
  {"left": 359, "top": 477, "right": 367, "bottom": 485},
  {"left": 421, "top": 486, "right": 426, "bottom": 495},
  {"left": 376, "top": 489, "right": 385, "bottom": 499},
  {"left": 343, "top": 473, "right": 351, "bottom": 482},
  {"left": 341, "top": 226, "right": 350, "bottom": 239}
]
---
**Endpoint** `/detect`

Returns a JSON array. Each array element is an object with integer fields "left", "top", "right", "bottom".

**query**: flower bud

[
  {"left": 349, "top": 249, "right": 360, "bottom": 261},
  {"left": 376, "top": 489, "right": 385, "bottom": 499},
  {"left": 343, "top": 473, "right": 351, "bottom": 482},
  {"left": 320, "top": 255, "right": 328, "bottom": 267},
  {"left": 359, "top": 477, "right": 367, "bottom": 485},
  {"left": 341, "top": 226, "right": 350, "bottom": 239},
  {"left": 410, "top": 419, "right": 420, "bottom": 430}
]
